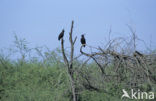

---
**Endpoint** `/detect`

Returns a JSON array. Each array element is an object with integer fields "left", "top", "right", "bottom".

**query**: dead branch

[
  {"left": 61, "top": 39, "right": 69, "bottom": 66},
  {"left": 60, "top": 21, "right": 78, "bottom": 101},
  {"left": 80, "top": 46, "right": 105, "bottom": 74}
]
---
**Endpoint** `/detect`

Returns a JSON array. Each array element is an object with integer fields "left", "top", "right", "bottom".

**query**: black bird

[
  {"left": 81, "top": 34, "right": 86, "bottom": 47},
  {"left": 58, "top": 29, "right": 64, "bottom": 41}
]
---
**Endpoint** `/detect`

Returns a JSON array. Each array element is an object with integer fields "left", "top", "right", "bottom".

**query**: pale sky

[{"left": 0, "top": 0, "right": 156, "bottom": 53}]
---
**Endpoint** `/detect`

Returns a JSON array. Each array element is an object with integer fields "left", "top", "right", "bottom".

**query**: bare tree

[
  {"left": 60, "top": 21, "right": 77, "bottom": 101},
  {"left": 80, "top": 34, "right": 155, "bottom": 90},
  {"left": 60, "top": 21, "right": 155, "bottom": 100}
]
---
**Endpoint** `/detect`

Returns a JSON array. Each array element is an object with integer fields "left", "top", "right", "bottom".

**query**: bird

[
  {"left": 58, "top": 29, "right": 64, "bottom": 41},
  {"left": 81, "top": 34, "right": 86, "bottom": 47}
]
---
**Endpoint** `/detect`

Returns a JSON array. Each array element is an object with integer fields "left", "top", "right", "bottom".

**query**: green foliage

[
  {"left": 0, "top": 55, "right": 156, "bottom": 101},
  {"left": 0, "top": 35, "right": 156, "bottom": 101},
  {"left": 0, "top": 60, "right": 70, "bottom": 101}
]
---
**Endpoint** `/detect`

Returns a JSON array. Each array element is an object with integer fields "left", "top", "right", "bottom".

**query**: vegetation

[{"left": 0, "top": 21, "right": 156, "bottom": 101}]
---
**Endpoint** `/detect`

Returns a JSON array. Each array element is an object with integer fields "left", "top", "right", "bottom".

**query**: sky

[{"left": 0, "top": 0, "right": 156, "bottom": 54}]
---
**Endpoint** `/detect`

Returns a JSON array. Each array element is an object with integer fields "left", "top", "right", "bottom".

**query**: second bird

[
  {"left": 81, "top": 34, "right": 86, "bottom": 47},
  {"left": 58, "top": 29, "right": 65, "bottom": 41}
]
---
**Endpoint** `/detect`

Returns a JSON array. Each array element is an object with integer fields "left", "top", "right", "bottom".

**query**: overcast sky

[{"left": 0, "top": 0, "right": 156, "bottom": 53}]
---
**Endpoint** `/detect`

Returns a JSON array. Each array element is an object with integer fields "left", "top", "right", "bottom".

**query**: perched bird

[
  {"left": 81, "top": 34, "right": 86, "bottom": 47},
  {"left": 58, "top": 29, "right": 65, "bottom": 41}
]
